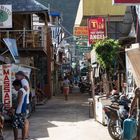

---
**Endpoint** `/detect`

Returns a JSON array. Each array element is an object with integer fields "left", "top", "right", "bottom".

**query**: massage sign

[
  {"left": 2, "top": 64, "right": 12, "bottom": 109},
  {"left": 0, "top": 5, "right": 12, "bottom": 28},
  {"left": 88, "top": 17, "right": 106, "bottom": 44}
]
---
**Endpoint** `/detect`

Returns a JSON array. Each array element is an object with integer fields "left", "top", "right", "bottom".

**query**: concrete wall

[{"left": 83, "top": 0, "right": 126, "bottom": 16}]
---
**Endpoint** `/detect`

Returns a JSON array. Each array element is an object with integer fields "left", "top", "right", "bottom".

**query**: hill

[{"left": 37, "top": 0, "right": 80, "bottom": 34}]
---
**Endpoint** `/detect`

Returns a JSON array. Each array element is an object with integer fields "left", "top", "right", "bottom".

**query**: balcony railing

[{"left": 0, "top": 29, "right": 47, "bottom": 51}]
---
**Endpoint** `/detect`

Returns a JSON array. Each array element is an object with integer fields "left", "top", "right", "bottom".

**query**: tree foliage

[{"left": 94, "top": 38, "right": 120, "bottom": 72}]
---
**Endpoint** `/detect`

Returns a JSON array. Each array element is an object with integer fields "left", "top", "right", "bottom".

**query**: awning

[{"left": 126, "top": 47, "right": 140, "bottom": 87}]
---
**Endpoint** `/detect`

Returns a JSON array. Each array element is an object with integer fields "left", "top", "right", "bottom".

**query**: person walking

[
  {"left": 12, "top": 79, "right": 27, "bottom": 140},
  {"left": 15, "top": 71, "right": 30, "bottom": 139},
  {"left": 63, "top": 76, "right": 70, "bottom": 101}
]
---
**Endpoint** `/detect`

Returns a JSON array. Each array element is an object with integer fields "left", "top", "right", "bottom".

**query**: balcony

[{"left": 0, "top": 29, "right": 47, "bottom": 56}]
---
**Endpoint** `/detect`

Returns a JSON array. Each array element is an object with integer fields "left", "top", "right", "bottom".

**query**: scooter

[{"left": 104, "top": 94, "right": 131, "bottom": 140}]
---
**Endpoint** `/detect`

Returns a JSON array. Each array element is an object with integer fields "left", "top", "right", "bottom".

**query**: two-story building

[{"left": 0, "top": 0, "right": 53, "bottom": 98}]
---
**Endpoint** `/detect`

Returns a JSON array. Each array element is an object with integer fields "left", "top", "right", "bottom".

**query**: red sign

[
  {"left": 2, "top": 64, "right": 12, "bottom": 109},
  {"left": 113, "top": 0, "right": 140, "bottom": 4},
  {"left": 88, "top": 18, "right": 106, "bottom": 44}
]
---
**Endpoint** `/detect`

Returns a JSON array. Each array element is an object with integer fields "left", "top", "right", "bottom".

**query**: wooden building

[{"left": 0, "top": 0, "right": 53, "bottom": 98}]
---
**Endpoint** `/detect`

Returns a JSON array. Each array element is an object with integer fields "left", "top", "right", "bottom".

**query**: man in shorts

[
  {"left": 15, "top": 71, "right": 30, "bottom": 139},
  {"left": 12, "top": 79, "right": 27, "bottom": 140}
]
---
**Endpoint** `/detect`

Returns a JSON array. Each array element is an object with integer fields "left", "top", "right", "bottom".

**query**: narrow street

[{"left": 4, "top": 87, "right": 112, "bottom": 140}]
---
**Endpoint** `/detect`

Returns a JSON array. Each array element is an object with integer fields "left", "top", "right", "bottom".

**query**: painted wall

[{"left": 83, "top": 0, "right": 126, "bottom": 16}]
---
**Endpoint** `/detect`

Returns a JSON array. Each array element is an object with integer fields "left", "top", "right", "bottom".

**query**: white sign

[
  {"left": 0, "top": 5, "right": 12, "bottom": 28},
  {"left": 2, "top": 64, "right": 12, "bottom": 109}
]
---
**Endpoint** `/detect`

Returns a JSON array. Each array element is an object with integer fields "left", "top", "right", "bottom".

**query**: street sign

[
  {"left": 113, "top": 0, "right": 140, "bottom": 5},
  {"left": 88, "top": 18, "right": 106, "bottom": 44},
  {"left": 2, "top": 64, "right": 12, "bottom": 109},
  {"left": 0, "top": 5, "right": 12, "bottom": 28},
  {"left": 76, "top": 46, "right": 92, "bottom": 56}
]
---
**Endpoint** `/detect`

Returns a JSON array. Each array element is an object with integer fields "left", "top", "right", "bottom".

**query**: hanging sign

[
  {"left": 88, "top": 17, "right": 106, "bottom": 44},
  {"left": 2, "top": 64, "right": 12, "bottom": 109},
  {"left": 113, "top": 0, "right": 140, "bottom": 5},
  {"left": 0, "top": 5, "right": 12, "bottom": 28},
  {"left": 74, "top": 26, "right": 88, "bottom": 36}
]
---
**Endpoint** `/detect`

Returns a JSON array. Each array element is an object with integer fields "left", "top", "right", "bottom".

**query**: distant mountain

[{"left": 37, "top": 0, "right": 80, "bottom": 35}]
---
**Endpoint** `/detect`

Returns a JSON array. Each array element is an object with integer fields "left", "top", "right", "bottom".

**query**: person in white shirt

[
  {"left": 15, "top": 71, "right": 30, "bottom": 139},
  {"left": 12, "top": 79, "right": 27, "bottom": 140}
]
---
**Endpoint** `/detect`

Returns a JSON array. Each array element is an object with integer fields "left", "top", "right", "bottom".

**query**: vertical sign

[
  {"left": 0, "top": 5, "right": 12, "bottom": 28},
  {"left": 88, "top": 17, "right": 106, "bottom": 44},
  {"left": 113, "top": 0, "right": 140, "bottom": 4},
  {"left": 2, "top": 64, "right": 12, "bottom": 109}
]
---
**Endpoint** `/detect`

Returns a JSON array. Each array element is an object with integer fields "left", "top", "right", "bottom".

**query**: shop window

[{"left": 107, "top": 21, "right": 123, "bottom": 39}]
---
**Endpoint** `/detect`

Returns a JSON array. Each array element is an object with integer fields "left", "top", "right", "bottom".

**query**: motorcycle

[
  {"left": 104, "top": 94, "right": 131, "bottom": 140},
  {"left": 78, "top": 81, "right": 92, "bottom": 96}
]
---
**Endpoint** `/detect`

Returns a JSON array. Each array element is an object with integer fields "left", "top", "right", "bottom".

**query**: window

[{"left": 107, "top": 21, "right": 124, "bottom": 39}]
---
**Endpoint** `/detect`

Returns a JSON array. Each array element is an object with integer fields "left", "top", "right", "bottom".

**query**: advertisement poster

[
  {"left": 2, "top": 64, "right": 12, "bottom": 109},
  {"left": 113, "top": 0, "right": 140, "bottom": 4},
  {"left": 74, "top": 26, "right": 88, "bottom": 36},
  {"left": 88, "top": 17, "right": 106, "bottom": 44},
  {"left": 0, "top": 5, "right": 12, "bottom": 28}
]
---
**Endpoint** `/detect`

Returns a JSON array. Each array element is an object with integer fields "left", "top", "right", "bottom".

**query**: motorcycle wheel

[{"left": 108, "top": 119, "right": 122, "bottom": 140}]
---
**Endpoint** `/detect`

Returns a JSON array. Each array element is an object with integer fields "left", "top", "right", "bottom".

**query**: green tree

[{"left": 94, "top": 38, "right": 120, "bottom": 73}]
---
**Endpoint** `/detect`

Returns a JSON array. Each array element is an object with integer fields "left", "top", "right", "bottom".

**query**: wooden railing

[{"left": 0, "top": 29, "right": 47, "bottom": 50}]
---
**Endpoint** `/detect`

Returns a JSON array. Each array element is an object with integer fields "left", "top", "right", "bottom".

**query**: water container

[{"left": 123, "top": 118, "right": 137, "bottom": 140}]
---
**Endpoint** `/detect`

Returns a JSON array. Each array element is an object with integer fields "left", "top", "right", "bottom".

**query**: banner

[
  {"left": 113, "top": 0, "right": 140, "bottom": 5},
  {"left": 2, "top": 64, "right": 12, "bottom": 109},
  {"left": 88, "top": 18, "right": 106, "bottom": 44},
  {"left": 3, "top": 38, "right": 19, "bottom": 63},
  {"left": 0, "top": 5, "right": 12, "bottom": 28},
  {"left": 74, "top": 26, "right": 88, "bottom": 36}
]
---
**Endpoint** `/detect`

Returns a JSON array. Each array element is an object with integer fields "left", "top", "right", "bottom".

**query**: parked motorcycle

[
  {"left": 104, "top": 94, "right": 131, "bottom": 140},
  {"left": 78, "top": 81, "right": 92, "bottom": 96}
]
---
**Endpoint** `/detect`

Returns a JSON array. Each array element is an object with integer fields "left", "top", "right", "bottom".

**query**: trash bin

[{"left": 88, "top": 98, "right": 94, "bottom": 118}]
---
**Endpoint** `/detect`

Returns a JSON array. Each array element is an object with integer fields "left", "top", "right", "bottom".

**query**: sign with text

[
  {"left": 74, "top": 26, "right": 88, "bottom": 36},
  {"left": 0, "top": 5, "right": 12, "bottom": 28},
  {"left": 88, "top": 18, "right": 106, "bottom": 44},
  {"left": 113, "top": 0, "right": 140, "bottom": 4},
  {"left": 2, "top": 64, "right": 12, "bottom": 109}
]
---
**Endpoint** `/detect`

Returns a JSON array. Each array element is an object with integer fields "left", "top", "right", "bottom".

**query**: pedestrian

[
  {"left": 12, "top": 79, "right": 27, "bottom": 140},
  {"left": 15, "top": 71, "right": 30, "bottom": 139},
  {"left": 63, "top": 76, "right": 70, "bottom": 100}
]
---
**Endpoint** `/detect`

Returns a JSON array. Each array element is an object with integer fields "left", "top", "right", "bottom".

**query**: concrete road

[{"left": 3, "top": 88, "right": 112, "bottom": 140}]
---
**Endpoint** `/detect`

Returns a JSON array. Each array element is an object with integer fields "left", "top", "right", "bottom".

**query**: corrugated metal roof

[
  {"left": 126, "top": 47, "right": 140, "bottom": 87},
  {"left": 0, "top": 0, "right": 48, "bottom": 13}
]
